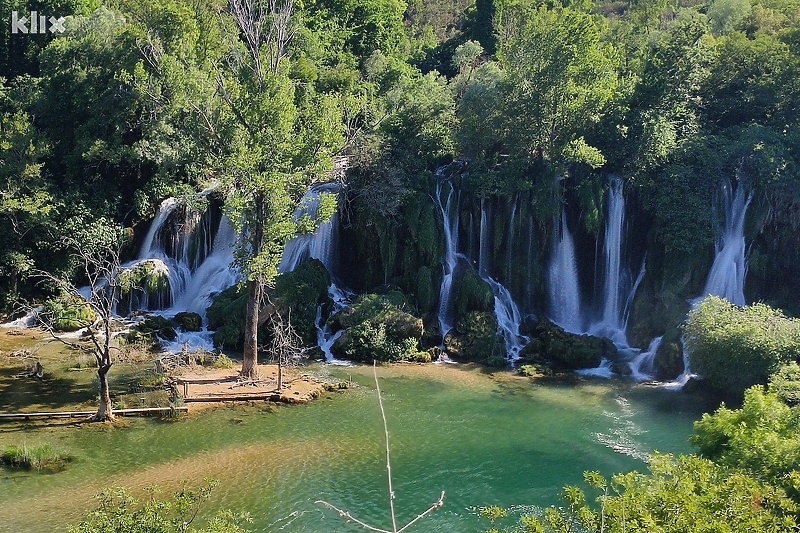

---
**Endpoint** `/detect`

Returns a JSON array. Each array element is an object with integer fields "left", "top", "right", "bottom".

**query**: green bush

[
  {"left": 452, "top": 268, "right": 494, "bottom": 321},
  {"left": 274, "top": 258, "right": 331, "bottom": 343},
  {"left": 213, "top": 353, "right": 236, "bottom": 369},
  {"left": 684, "top": 296, "right": 800, "bottom": 396},
  {"left": 692, "top": 386, "right": 800, "bottom": 503},
  {"left": 41, "top": 293, "right": 96, "bottom": 332},
  {"left": 206, "top": 285, "right": 248, "bottom": 350},
  {"left": 443, "top": 311, "right": 506, "bottom": 363},
  {"left": 769, "top": 362, "right": 800, "bottom": 406}
]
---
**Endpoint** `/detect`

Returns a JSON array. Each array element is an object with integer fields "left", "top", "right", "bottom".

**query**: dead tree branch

[{"left": 316, "top": 361, "right": 445, "bottom": 532}]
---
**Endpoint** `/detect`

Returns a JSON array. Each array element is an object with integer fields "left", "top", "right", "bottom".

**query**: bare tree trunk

[
  {"left": 93, "top": 363, "right": 115, "bottom": 422},
  {"left": 277, "top": 358, "right": 283, "bottom": 390}
]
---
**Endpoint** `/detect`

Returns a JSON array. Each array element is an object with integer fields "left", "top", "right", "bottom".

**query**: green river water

[{"left": 0, "top": 363, "right": 709, "bottom": 532}]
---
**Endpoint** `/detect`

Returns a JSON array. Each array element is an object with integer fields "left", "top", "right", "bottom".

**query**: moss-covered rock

[
  {"left": 443, "top": 311, "right": 506, "bottom": 363},
  {"left": 519, "top": 319, "right": 615, "bottom": 370},
  {"left": 452, "top": 268, "right": 494, "bottom": 321},
  {"left": 329, "top": 291, "right": 424, "bottom": 362},
  {"left": 41, "top": 293, "right": 96, "bottom": 332},
  {"left": 205, "top": 285, "right": 248, "bottom": 350},
  {"left": 173, "top": 312, "right": 202, "bottom": 332},
  {"left": 117, "top": 260, "right": 172, "bottom": 315},
  {"left": 274, "top": 258, "right": 332, "bottom": 344},
  {"left": 654, "top": 327, "right": 685, "bottom": 381}
]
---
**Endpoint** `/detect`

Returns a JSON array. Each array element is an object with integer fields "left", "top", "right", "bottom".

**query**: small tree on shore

[
  {"left": 33, "top": 237, "right": 125, "bottom": 422},
  {"left": 267, "top": 308, "right": 302, "bottom": 391}
]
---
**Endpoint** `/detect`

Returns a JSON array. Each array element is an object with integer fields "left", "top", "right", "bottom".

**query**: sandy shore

[{"left": 173, "top": 363, "right": 328, "bottom": 412}]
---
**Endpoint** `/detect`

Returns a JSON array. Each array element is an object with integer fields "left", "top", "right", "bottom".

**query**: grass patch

[{"left": 1, "top": 443, "right": 72, "bottom": 472}]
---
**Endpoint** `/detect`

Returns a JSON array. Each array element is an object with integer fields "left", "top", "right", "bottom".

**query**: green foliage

[
  {"left": 521, "top": 454, "right": 798, "bottom": 533},
  {"left": 684, "top": 296, "right": 800, "bottom": 395},
  {"left": 692, "top": 386, "right": 800, "bottom": 502},
  {"left": 480, "top": 505, "right": 508, "bottom": 522},
  {"left": 42, "top": 293, "right": 96, "bottom": 332},
  {"left": 444, "top": 311, "right": 506, "bottom": 363},
  {"left": 709, "top": 0, "right": 753, "bottom": 35},
  {"left": 206, "top": 285, "right": 248, "bottom": 350},
  {"left": 769, "top": 362, "right": 800, "bottom": 405},
  {"left": 452, "top": 268, "right": 494, "bottom": 321},
  {"left": 519, "top": 319, "right": 613, "bottom": 370},
  {"left": 67, "top": 479, "right": 252, "bottom": 533},
  {"left": 212, "top": 354, "right": 235, "bottom": 369},
  {"left": 330, "top": 291, "right": 424, "bottom": 362},
  {"left": 273, "top": 258, "right": 332, "bottom": 343},
  {"left": 1, "top": 443, "right": 71, "bottom": 472}
]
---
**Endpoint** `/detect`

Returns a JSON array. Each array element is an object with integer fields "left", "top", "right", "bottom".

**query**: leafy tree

[
  {"left": 68, "top": 479, "right": 252, "bottom": 533},
  {"left": 692, "top": 386, "right": 800, "bottom": 503},
  {"left": 218, "top": 0, "right": 344, "bottom": 377},
  {"left": 464, "top": 5, "right": 620, "bottom": 181},
  {"left": 514, "top": 455, "right": 798, "bottom": 532},
  {"left": 684, "top": 296, "right": 800, "bottom": 396}
]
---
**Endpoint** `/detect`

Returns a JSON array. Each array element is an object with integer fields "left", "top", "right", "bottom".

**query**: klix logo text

[{"left": 11, "top": 11, "right": 66, "bottom": 34}]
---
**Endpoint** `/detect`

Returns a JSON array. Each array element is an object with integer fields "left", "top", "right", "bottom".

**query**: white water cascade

[
  {"left": 589, "top": 177, "right": 645, "bottom": 349},
  {"left": 127, "top": 196, "right": 239, "bottom": 318},
  {"left": 477, "top": 198, "right": 528, "bottom": 361},
  {"left": 278, "top": 183, "right": 350, "bottom": 362},
  {"left": 548, "top": 211, "right": 583, "bottom": 333},
  {"left": 278, "top": 183, "right": 341, "bottom": 274},
  {"left": 434, "top": 180, "right": 463, "bottom": 337},
  {"left": 119, "top": 193, "right": 242, "bottom": 352},
  {"left": 701, "top": 182, "right": 753, "bottom": 307},
  {"left": 629, "top": 336, "right": 663, "bottom": 381}
]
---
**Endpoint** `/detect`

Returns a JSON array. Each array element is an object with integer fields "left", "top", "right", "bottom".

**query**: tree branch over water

[{"left": 315, "top": 361, "right": 445, "bottom": 532}]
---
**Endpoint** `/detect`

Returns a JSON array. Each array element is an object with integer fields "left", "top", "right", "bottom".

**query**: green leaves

[
  {"left": 68, "top": 479, "right": 252, "bottom": 533},
  {"left": 684, "top": 296, "right": 800, "bottom": 395}
]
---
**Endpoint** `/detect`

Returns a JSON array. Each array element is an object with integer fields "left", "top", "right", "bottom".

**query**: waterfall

[
  {"left": 701, "top": 182, "right": 752, "bottom": 306},
  {"left": 588, "top": 178, "right": 643, "bottom": 351},
  {"left": 276, "top": 183, "right": 348, "bottom": 362},
  {"left": 123, "top": 196, "right": 234, "bottom": 317},
  {"left": 629, "top": 336, "right": 663, "bottom": 381},
  {"left": 599, "top": 178, "right": 625, "bottom": 331},
  {"left": 278, "top": 183, "right": 341, "bottom": 274},
  {"left": 548, "top": 211, "right": 583, "bottom": 333},
  {"left": 434, "top": 180, "right": 462, "bottom": 337},
  {"left": 478, "top": 197, "right": 490, "bottom": 277},
  {"left": 477, "top": 198, "right": 528, "bottom": 361}
]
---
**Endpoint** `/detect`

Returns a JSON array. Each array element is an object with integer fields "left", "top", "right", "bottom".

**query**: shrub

[
  {"left": 213, "top": 353, "right": 235, "bottom": 369},
  {"left": 41, "top": 293, "right": 96, "bottom": 332},
  {"left": 684, "top": 296, "right": 800, "bottom": 396}
]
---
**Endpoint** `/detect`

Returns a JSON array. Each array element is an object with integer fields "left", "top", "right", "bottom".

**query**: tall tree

[{"left": 221, "top": 0, "right": 343, "bottom": 377}]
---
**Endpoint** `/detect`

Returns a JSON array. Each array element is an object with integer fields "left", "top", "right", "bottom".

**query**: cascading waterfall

[
  {"left": 478, "top": 197, "right": 490, "bottom": 277},
  {"left": 123, "top": 195, "right": 234, "bottom": 318},
  {"left": 277, "top": 183, "right": 349, "bottom": 362},
  {"left": 477, "top": 198, "right": 528, "bottom": 360},
  {"left": 434, "top": 180, "right": 462, "bottom": 337},
  {"left": 278, "top": 183, "right": 341, "bottom": 274},
  {"left": 548, "top": 211, "right": 583, "bottom": 333},
  {"left": 596, "top": 178, "right": 626, "bottom": 335},
  {"left": 587, "top": 179, "right": 646, "bottom": 364},
  {"left": 629, "top": 336, "right": 663, "bottom": 381},
  {"left": 671, "top": 181, "right": 752, "bottom": 385},
  {"left": 701, "top": 182, "right": 753, "bottom": 307}
]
